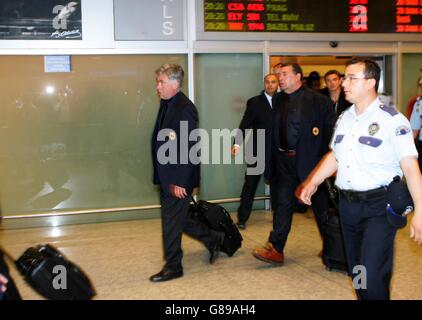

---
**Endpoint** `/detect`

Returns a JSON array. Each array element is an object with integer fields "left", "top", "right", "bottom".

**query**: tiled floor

[{"left": 1, "top": 210, "right": 421, "bottom": 300}]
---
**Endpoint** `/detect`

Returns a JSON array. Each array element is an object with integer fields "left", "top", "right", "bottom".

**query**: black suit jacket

[
  {"left": 234, "top": 91, "right": 273, "bottom": 173},
  {"left": 151, "top": 91, "right": 200, "bottom": 195},
  {"left": 320, "top": 87, "right": 352, "bottom": 118},
  {"left": 266, "top": 87, "right": 336, "bottom": 182}
]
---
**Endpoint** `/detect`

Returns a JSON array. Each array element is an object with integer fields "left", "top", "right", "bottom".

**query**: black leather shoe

[
  {"left": 237, "top": 222, "right": 246, "bottom": 230},
  {"left": 208, "top": 245, "right": 221, "bottom": 264},
  {"left": 149, "top": 269, "right": 183, "bottom": 282}
]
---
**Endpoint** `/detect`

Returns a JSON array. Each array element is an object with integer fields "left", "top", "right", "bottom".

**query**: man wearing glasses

[{"left": 297, "top": 57, "right": 422, "bottom": 300}]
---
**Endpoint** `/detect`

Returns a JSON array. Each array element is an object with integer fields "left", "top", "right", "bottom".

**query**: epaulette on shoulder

[{"left": 379, "top": 104, "right": 398, "bottom": 116}]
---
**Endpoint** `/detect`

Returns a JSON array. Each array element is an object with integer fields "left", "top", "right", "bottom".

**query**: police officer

[
  {"left": 297, "top": 57, "right": 422, "bottom": 300},
  {"left": 409, "top": 96, "right": 422, "bottom": 172}
]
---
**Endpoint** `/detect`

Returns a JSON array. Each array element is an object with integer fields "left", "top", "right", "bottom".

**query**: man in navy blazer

[
  {"left": 253, "top": 63, "right": 336, "bottom": 265},
  {"left": 150, "top": 64, "right": 224, "bottom": 282},
  {"left": 231, "top": 73, "right": 278, "bottom": 229}
]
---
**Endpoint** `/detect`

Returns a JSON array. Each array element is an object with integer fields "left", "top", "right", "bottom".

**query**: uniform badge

[
  {"left": 312, "top": 127, "right": 319, "bottom": 136},
  {"left": 395, "top": 125, "right": 411, "bottom": 136},
  {"left": 368, "top": 122, "right": 380, "bottom": 136},
  {"left": 168, "top": 131, "right": 177, "bottom": 140}
]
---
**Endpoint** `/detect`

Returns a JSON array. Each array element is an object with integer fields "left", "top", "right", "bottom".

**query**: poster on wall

[{"left": 0, "top": 1, "right": 82, "bottom": 40}]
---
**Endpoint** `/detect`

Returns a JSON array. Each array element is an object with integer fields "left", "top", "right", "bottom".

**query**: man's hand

[
  {"left": 0, "top": 273, "right": 8, "bottom": 293},
  {"left": 295, "top": 182, "right": 318, "bottom": 206},
  {"left": 170, "top": 184, "right": 187, "bottom": 199},
  {"left": 410, "top": 207, "right": 422, "bottom": 245},
  {"left": 400, "top": 156, "right": 422, "bottom": 244},
  {"left": 231, "top": 145, "right": 240, "bottom": 156}
]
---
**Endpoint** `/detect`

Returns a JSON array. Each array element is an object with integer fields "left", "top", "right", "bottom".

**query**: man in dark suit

[
  {"left": 231, "top": 73, "right": 278, "bottom": 229},
  {"left": 150, "top": 64, "right": 224, "bottom": 282},
  {"left": 252, "top": 63, "right": 336, "bottom": 265},
  {"left": 320, "top": 69, "right": 352, "bottom": 118}
]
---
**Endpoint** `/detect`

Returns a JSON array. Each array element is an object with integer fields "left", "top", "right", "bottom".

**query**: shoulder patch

[
  {"left": 379, "top": 105, "right": 398, "bottom": 116},
  {"left": 395, "top": 125, "right": 411, "bottom": 136}
]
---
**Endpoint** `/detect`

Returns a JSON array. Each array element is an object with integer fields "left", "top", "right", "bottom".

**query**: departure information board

[{"left": 203, "top": 0, "right": 422, "bottom": 33}]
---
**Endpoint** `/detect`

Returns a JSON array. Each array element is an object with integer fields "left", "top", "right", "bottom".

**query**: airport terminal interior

[
  {"left": 3, "top": 208, "right": 422, "bottom": 300},
  {"left": 1, "top": 0, "right": 422, "bottom": 300}
]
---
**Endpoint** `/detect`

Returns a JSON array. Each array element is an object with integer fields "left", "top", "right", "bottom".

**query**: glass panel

[
  {"left": 0, "top": 55, "right": 187, "bottom": 218},
  {"left": 195, "top": 53, "right": 264, "bottom": 211},
  {"left": 402, "top": 54, "right": 422, "bottom": 117}
]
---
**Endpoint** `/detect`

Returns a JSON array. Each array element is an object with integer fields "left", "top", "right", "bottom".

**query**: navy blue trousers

[
  {"left": 160, "top": 192, "right": 223, "bottom": 272},
  {"left": 269, "top": 151, "right": 328, "bottom": 253},
  {"left": 237, "top": 172, "right": 262, "bottom": 224},
  {"left": 339, "top": 193, "right": 397, "bottom": 300}
]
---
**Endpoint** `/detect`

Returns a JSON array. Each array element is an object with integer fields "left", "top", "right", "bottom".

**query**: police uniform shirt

[
  {"left": 410, "top": 97, "right": 422, "bottom": 141},
  {"left": 330, "top": 97, "right": 418, "bottom": 191}
]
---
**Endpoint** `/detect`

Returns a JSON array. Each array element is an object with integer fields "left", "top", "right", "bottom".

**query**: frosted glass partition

[
  {"left": 0, "top": 55, "right": 187, "bottom": 219},
  {"left": 195, "top": 54, "right": 265, "bottom": 211},
  {"left": 402, "top": 54, "right": 422, "bottom": 116}
]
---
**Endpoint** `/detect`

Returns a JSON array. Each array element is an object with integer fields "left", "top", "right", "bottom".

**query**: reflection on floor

[{"left": 1, "top": 210, "right": 421, "bottom": 300}]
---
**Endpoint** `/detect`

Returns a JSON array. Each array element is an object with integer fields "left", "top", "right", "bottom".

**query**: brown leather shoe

[{"left": 252, "top": 243, "right": 284, "bottom": 265}]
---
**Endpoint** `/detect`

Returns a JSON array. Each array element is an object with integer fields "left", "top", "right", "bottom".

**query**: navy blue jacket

[
  {"left": 151, "top": 91, "right": 200, "bottom": 195},
  {"left": 265, "top": 86, "right": 336, "bottom": 182}
]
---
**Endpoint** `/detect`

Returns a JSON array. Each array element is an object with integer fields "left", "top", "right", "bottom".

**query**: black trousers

[
  {"left": 269, "top": 150, "right": 328, "bottom": 253},
  {"left": 160, "top": 192, "right": 223, "bottom": 272},
  {"left": 339, "top": 193, "right": 396, "bottom": 300},
  {"left": 0, "top": 250, "right": 21, "bottom": 300},
  {"left": 237, "top": 172, "right": 262, "bottom": 224}
]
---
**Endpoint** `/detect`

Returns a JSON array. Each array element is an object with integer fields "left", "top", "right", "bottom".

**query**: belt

[
  {"left": 339, "top": 186, "right": 387, "bottom": 202},
  {"left": 277, "top": 148, "right": 296, "bottom": 157}
]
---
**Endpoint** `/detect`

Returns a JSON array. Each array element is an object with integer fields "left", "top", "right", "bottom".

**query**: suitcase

[
  {"left": 190, "top": 199, "right": 243, "bottom": 256},
  {"left": 321, "top": 179, "right": 348, "bottom": 273},
  {"left": 15, "top": 244, "right": 96, "bottom": 300}
]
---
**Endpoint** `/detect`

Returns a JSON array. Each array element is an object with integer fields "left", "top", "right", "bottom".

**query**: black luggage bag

[
  {"left": 15, "top": 244, "right": 96, "bottom": 300},
  {"left": 320, "top": 179, "right": 348, "bottom": 273},
  {"left": 190, "top": 199, "right": 243, "bottom": 256}
]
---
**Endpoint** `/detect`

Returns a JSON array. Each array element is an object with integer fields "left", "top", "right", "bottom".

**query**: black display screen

[{"left": 204, "top": 0, "right": 422, "bottom": 33}]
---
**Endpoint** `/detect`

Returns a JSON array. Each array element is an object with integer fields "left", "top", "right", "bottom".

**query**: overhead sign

[
  {"left": 203, "top": 0, "right": 422, "bottom": 33},
  {"left": 114, "top": 0, "right": 186, "bottom": 40}
]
